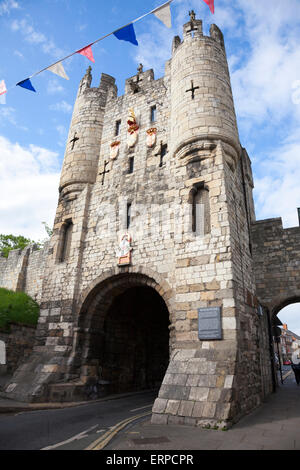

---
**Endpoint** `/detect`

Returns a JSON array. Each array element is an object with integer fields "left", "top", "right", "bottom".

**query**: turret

[
  {"left": 59, "top": 67, "right": 117, "bottom": 198},
  {"left": 170, "top": 13, "right": 240, "bottom": 164}
]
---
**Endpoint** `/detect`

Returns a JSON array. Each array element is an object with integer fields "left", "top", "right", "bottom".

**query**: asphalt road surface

[{"left": 0, "top": 390, "right": 157, "bottom": 450}]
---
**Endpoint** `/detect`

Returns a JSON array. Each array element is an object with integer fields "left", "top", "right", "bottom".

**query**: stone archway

[
  {"left": 75, "top": 271, "right": 174, "bottom": 395},
  {"left": 272, "top": 294, "right": 300, "bottom": 318}
]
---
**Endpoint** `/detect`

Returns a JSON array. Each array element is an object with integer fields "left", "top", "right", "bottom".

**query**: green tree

[{"left": 0, "top": 234, "right": 37, "bottom": 258}]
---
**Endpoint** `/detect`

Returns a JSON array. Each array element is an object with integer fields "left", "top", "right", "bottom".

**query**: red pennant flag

[
  {"left": 77, "top": 45, "right": 95, "bottom": 63},
  {"left": 202, "top": 0, "right": 214, "bottom": 14}
]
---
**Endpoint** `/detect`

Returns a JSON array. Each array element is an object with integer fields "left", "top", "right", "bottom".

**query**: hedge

[{"left": 0, "top": 288, "right": 39, "bottom": 330}]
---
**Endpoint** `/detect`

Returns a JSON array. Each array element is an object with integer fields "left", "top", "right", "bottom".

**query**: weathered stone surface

[
  {"left": 0, "top": 15, "right": 285, "bottom": 429},
  {"left": 0, "top": 324, "right": 36, "bottom": 374}
]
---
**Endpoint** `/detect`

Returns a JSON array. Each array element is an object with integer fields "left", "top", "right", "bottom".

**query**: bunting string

[{"left": 1, "top": 0, "right": 214, "bottom": 99}]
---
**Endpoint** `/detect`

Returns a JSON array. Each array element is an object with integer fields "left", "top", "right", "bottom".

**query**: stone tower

[{"left": 3, "top": 13, "right": 273, "bottom": 428}]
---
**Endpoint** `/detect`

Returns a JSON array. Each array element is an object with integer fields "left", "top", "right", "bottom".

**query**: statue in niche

[{"left": 117, "top": 233, "right": 132, "bottom": 266}]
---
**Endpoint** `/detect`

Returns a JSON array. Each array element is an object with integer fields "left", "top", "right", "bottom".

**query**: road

[{"left": 0, "top": 390, "right": 157, "bottom": 450}]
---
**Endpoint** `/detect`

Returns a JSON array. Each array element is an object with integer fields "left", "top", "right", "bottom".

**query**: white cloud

[
  {"left": 13, "top": 49, "right": 24, "bottom": 59},
  {"left": 11, "top": 18, "right": 46, "bottom": 44},
  {"left": 0, "top": 0, "right": 19, "bottom": 16},
  {"left": 0, "top": 106, "right": 16, "bottom": 126},
  {"left": 49, "top": 100, "right": 72, "bottom": 114},
  {"left": 56, "top": 124, "right": 67, "bottom": 137},
  {"left": 254, "top": 132, "right": 300, "bottom": 227},
  {"left": 0, "top": 136, "right": 60, "bottom": 240},
  {"left": 11, "top": 17, "right": 65, "bottom": 59},
  {"left": 0, "top": 106, "right": 28, "bottom": 131},
  {"left": 77, "top": 24, "right": 87, "bottom": 32},
  {"left": 134, "top": 22, "right": 174, "bottom": 77},
  {"left": 47, "top": 78, "right": 65, "bottom": 95}
]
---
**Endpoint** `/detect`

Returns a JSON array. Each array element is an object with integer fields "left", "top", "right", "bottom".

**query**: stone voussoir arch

[
  {"left": 71, "top": 266, "right": 175, "bottom": 379},
  {"left": 270, "top": 291, "right": 300, "bottom": 317},
  {"left": 76, "top": 265, "right": 175, "bottom": 329}
]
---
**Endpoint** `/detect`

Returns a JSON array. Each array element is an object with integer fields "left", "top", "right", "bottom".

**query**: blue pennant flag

[
  {"left": 16, "top": 78, "right": 36, "bottom": 92},
  {"left": 113, "top": 23, "right": 138, "bottom": 46}
]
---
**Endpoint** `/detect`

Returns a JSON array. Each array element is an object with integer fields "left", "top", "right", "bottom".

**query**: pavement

[
  {"left": 107, "top": 370, "right": 300, "bottom": 451},
  {"left": 1, "top": 370, "right": 300, "bottom": 450}
]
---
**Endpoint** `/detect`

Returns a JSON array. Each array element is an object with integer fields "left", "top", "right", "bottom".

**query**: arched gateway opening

[
  {"left": 273, "top": 298, "right": 300, "bottom": 367},
  {"left": 77, "top": 273, "right": 172, "bottom": 395}
]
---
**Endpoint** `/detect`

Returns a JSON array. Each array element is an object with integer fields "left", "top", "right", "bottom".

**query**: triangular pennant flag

[
  {"left": 202, "top": 0, "right": 215, "bottom": 14},
  {"left": 77, "top": 45, "right": 95, "bottom": 63},
  {"left": 153, "top": 2, "right": 172, "bottom": 28},
  {"left": 0, "top": 80, "right": 7, "bottom": 96},
  {"left": 16, "top": 78, "right": 36, "bottom": 92},
  {"left": 47, "top": 61, "right": 69, "bottom": 80},
  {"left": 113, "top": 24, "right": 138, "bottom": 46}
]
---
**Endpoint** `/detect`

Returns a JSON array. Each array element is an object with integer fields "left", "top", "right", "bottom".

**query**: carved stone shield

[
  {"left": 127, "top": 125, "right": 139, "bottom": 147},
  {"left": 146, "top": 128, "right": 157, "bottom": 148},
  {"left": 110, "top": 141, "right": 120, "bottom": 160}
]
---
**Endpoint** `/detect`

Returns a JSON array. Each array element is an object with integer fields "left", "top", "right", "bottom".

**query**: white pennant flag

[
  {"left": 47, "top": 61, "right": 69, "bottom": 80},
  {"left": 153, "top": 2, "right": 172, "bottom": 28}
]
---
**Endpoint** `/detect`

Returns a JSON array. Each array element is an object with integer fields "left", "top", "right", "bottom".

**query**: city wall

[
  {"left": 0, "top": 243, "right": 49, "bottom": 302},
  {"left": 251, "top": 218, "right": 300, "bottom": 315}
]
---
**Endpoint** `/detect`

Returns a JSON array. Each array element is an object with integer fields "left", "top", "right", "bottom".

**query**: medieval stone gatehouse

[{"left": 1, "top": 13, "right": 300, "bottom": 428}]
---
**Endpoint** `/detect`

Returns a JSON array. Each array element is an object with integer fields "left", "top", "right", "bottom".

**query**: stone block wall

[
  {"left": 0, "top": 243, "right": 48, "bottom": 301},
  {"left": 0, "top": 323, "right": 36, "bottom": 374},
  {"left": 0, "top": 248, "right": 29, "bottom": 292},
  {"left": 251, "top": 218, "right": 300, "bottom": 313}
]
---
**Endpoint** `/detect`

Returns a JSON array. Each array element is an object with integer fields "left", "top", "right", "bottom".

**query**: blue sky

[{"left": 0, "top": 0, "right": 300, "bottom": 332}]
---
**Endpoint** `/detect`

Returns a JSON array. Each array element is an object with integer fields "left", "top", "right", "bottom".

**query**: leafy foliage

[
  {"left": 0, "top": 234, "right": 37, "bottom": 258},
  {"left": 0, "top": 288, "right": 39, "bottom": 330},
  {"left": 0, "top": 221, "right": 53, "bottom": 258}
]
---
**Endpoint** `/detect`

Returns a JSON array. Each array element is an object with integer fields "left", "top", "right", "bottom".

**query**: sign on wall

[{"left": 198, "top": 307, "right": 222, "bottom": 340}]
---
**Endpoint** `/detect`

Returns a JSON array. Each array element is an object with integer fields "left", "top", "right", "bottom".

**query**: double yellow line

[
  {"left": 85, "top": 411, "right": 151, "bottom": 450},
  {"left": 282, "top": 370, "right": 292, "bottom": 381}
]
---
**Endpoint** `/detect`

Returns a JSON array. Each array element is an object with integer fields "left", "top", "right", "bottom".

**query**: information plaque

[{"left": 198, "top": 307, "right": 222, "bottom": 340}]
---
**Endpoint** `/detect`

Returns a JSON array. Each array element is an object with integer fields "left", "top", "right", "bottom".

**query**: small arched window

[
  {"left": 191, "top": 185, "right": 210, "bottom": 236},
  {"left": 59, "top": 219, "right": 73, "bottom": 262}
]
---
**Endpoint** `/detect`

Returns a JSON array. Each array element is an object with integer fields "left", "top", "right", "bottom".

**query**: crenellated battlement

[{"left": 172, "top": 19, "right": 225, "bottom": 55}]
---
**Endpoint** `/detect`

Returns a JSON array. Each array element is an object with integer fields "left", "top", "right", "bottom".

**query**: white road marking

[
  {"left": 130, "top": 404, "right": 153, "bottom": 412},
  {"left": 41, "top": 424, "right": 98, "bottom": 450}
]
